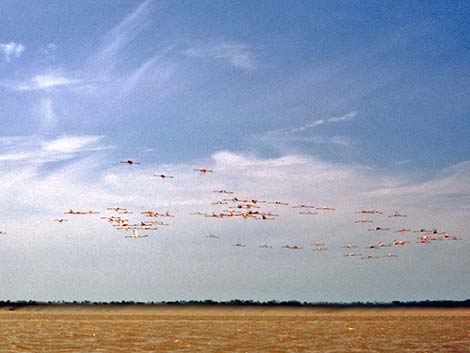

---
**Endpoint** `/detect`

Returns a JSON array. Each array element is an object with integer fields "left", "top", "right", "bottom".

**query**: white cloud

[
  {"left": 328, "top": 112, "right": 357, "bottom": 123},
  {"left": 0, "top": 135, "right": 107, "bottom": 164},
  {"left": 124, "top": 44, "right": 176, "bottom": 92},
  {"left": 39, "top": 97, "right": 55, "bottom": 129},
  {"left": 257, "top": 134, "right": 354, "bottom": 147},
  {"left": 13, "top": 73, "right": 78, "bottom": 91},
  {"left": 45, "top": 43, "right": 57, "bottom": 54},
  {"left": 0, "top": 42, "right": 25, "bottom": 62},
  {"left": 258, "top": 112, "right": 358, "bottom": 151},
  {"left": 96, "top": 0, "right": 153, "bottom": 65},
  {"left": 291, "top": 112, "right": 357, "bottom": 133},
  {"left": 41, "top": 135, "right": 104, "bottom": 154},
  {"left": 0, "top": 147, "right": 467, "bottom": 238},
  {"left": 0, "top": 146, "right": 468, "bottom": 301},
  {"left": 185, "top": 42, "right": 257, "bottom": 71}
]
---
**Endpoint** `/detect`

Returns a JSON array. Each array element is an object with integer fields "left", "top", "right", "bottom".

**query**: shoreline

[{"left": 2, "top": 304, "right": 470, "bottom": 316}]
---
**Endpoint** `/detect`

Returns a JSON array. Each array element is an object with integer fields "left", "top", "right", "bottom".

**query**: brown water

[{"left": 1, "top": 306, "right": 469, "bottom": 352}]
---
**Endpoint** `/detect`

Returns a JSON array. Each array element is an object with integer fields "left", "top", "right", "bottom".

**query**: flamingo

[
  {"left": 54, "top": 218, "right": 68, "bottom": 223},
  {"left": 355, "top": 210, "right": 383, "bottom": 214},
  {"left": 282, "top": 245, "right": 304, "bottom": 250},
  {"left": 342, "top": 244, "right": 357, "bottom": 249},
  {"left": 393, "top": 240, "right": 409, "bottom": 246},
  {"left": 213, "top": 189, "right": 233, "bottom": 194},
  {"left": 193, "top": 168, "right": 213, "bottom": 173},
  {"left": 344, "top": 253, "right": 361, "bottom": 257},
  {"left": 268, "top": 200, "right": 289, "bottom": 205},
  {"left": 211, "top": 201, "right": 228, "bottom": 205},
  {"left": 154, "top": 174, "right": 174, "bottom": 179},
  {"left": 355, "top": 219, "right": 373, "bottom": 223},
  {"left": 257, "top": 214, "right": 275, "bottom": 221},
  {"left": 292, "top": 204, "right": 315, "bottom": 209},
  {"left": 125, "top": 230, "right": 149, "bottom": 239},
  {"left": 361, "top": 255, "right": 379, "bottom": 260},
  {"left": 316, "top": 207, "right": 336, "bottom": 211},
  {"left": 191, "top": 211, "right": 208, "bottom": 216},
  {"left": 107, "top": 207, "right": 128, "bottom": 212},
  {"left": 120, "top": 160, "right": 141, "bottom": 165},
  {"left": 232, "top": 243, "right": 246, "bottom": 247},
  {"left": 388, "top": 212, "right": 407, "bottom": 218},
  {"left": 368, "top": 227, "right": 390, "bottom": 231},
  {"left": 206, "top": 233, "right": 220, "bottom": 239}
]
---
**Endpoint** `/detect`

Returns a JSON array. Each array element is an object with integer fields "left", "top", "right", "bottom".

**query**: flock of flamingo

[{"left": 1, "top": 159, "right": 462, "bottom": 260}]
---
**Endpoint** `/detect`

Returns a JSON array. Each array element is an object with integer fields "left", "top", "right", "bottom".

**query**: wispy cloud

[
  {"left": 124, "top": 44, "right": 176, "bottom": 92},
  {"left": 0, "top": 42, "right": 25, "bottom": 62},
  {"left": 257, "top": 112, "right": 358, "bottom": 151},
  {"left": 39, "top": 97, "right": 55, "bottom": 129},
  {"left": 40, "top": 135, "right": 104, "bottom": 155},
  {"left": 0, "top": 135, "right": 108, "bottom": 164},
  {"left": 290, "top": 112, "right": 357, "bottom": 133},
  {"left": 185, "top": 42, "right": 257, "bottom": 71},
  {"left": 96, "top": 0, "right": 153, "bottom": 66},
  {"left": 257, "top": 134, "right": 354, "bottom": 148},
  {"left": 11, "top": 73, "right": 78, "bottom": 91}
]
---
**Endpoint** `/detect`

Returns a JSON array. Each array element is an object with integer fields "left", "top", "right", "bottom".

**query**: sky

[{"left": 0, "top": 0, "right": 469, "bottom": 302}]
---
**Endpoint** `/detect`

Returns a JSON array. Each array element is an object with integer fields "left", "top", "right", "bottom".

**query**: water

[{"left": 1, "top": 307, "right": 469, "bottom": 352}]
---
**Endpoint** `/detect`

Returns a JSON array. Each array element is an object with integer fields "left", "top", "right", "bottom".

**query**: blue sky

[{"left": 0, "top": 1, "right": 469, "bottom": 302}]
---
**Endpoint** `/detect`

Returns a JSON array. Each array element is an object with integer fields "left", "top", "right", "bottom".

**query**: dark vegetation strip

[{"left": 1, "top": 299, "right": 470, "bottom": 308}]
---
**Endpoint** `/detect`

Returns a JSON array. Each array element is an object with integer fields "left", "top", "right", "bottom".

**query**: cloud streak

[
  {"left": 39, "top": 97, "right": 55, "bottom": 129},
  {"left": 257, "top": 112, "right": 358, "bottom": 151},
  {"left": 96, "top": 0, "right": 153, "bottom": 67},
  {"left": 10, "top": 73, "right": 79, "bottom": 92},
  {"left": 0, "top": 135, "right": 108, "bottom": 164},
  {"left": 290, "top": 112, "right": 357, "bottom": 133},
  {"left": 185, "top": 42, "right": 257, "bottom": 71}
]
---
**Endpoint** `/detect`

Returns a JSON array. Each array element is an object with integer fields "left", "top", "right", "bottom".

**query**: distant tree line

[{"left": 1, "top": 299, "right": 470, "bottom": 308}]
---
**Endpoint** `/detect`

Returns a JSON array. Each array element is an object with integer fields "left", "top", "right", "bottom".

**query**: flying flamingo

[
  {"left": 154, "top": 174, "right": 174, "bottom": 179},
  {"left": 368, "top": 227, "right": 390, "bottom": 231},
  {"left": 54, "top": 218, "right": 68, "bottom": 223},
  {"left": 355, "top": 219, "right": 373, "bottom": 223},
  {"left": 344, "top": 253, "right": 361, "bottom": 257},
  {"left": 282, "top": 245, "right": 304, "bottom": 250},
  {"left": 206, "top": 233, "right": 220, "bottom": 239},
  {"left": 193, "top": 168, "right": 213, "bottom": 173},
  {"left": 388, "top": 212, "right": 407, "bottom": 218},
  {"left": 213, "top": 189, "right": 234, "bottom": 194},
  {"left": 125, "top": 230, "right": 149, "bottom": 239},
  {"left": 355, "top": 210, "right": 383, "bottom": 214},
  {"left": 342, "top": 244, "right": 357, "bottom": 249},
  {"left": 268, "top": 200, "right": 289, "bottom": 205},
  {"left": 232, "top": 243, "right": 246, "bottom": 247},
  {"left": 120, "top": 160, "right": 141, "bottom": 165},
  {"left": 292, "top": 204, "right": 315, "bottom": 209}
]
